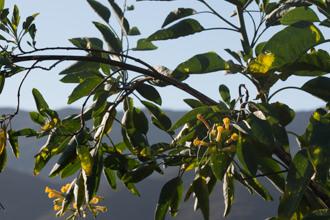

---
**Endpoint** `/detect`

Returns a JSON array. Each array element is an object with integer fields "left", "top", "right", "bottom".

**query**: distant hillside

[{"left": 0, "top": 108, "right": 314, "bottom": 220}]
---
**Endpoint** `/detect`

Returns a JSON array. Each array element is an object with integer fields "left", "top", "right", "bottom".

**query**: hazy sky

[{"left": 0, "top": 0, "right": 327, "bottom": 112}]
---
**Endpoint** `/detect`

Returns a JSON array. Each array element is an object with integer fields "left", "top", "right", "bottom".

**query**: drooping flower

[
  {"left": 193, "top": 138, "right": 209, "bottom": 147},
  {"left": 216, "top": 126, "right": 224, "bottom": 143},
  {"left": 223, "top": 118, "right": 230, "bottom": 131},
  {"left": 226, "top": 133, "right": 239, "bottom": 144},
  {"left": 197, "top": 114, "right": 211, "bottom": 131}
]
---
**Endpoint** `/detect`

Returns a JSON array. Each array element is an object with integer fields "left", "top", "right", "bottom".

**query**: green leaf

[
  {"left": 223, "top": 172, "right": 235, "bottom": 217},
  {"left": 162, "top": 8, "right": 197, "bottom": 28},
  {"left": 49, "top": 133, "right": 86, "bottom": 177},
  {"left": 7, "top": 129, "right": 19, "bottom": 158},
  {"left": 172, "top": 52, "right": 229, "bottom": 80},
  {"left": 0, "top": 0, "right": 4, "bottom": 11},
  {"left": 87, "top": 0, "right": 111, "bottom": 23},
  {"left": 148, "top": 18, "right": 204, "bottom": 41},
  {"left": 103, "top": 167, "right": 117, "bottom": 190},
  {"left": 249, "top": 22, "right": 324, "bottom": 75},
  {"left": 192, "top": 176, "right": 209, "bottom": 220},
  {"left": 236, "top": 135, "right": 258, "bottom": 176},
  {"left": 304, "top": 109, "right": 330, "bottom": 184},
  {"left": 94, "top": 106, "right": 117, "bottom": 139},
  {"left": 68, "top": 77, "right": 103, "bottom": 104},
  {"left": 107, "top": 0, "right": 130, "bottom": 35},
  {"left": 0, "top": 72, "right": 4, "bottom": 94},
  {"left": 169, "top": 177, "right": 183, "bottom": 217},
  {"left": 301, "top": 76, "right": 330, "bottom": 102},
  {"left": 210, "top": 150, "right": 233, "bottom": 181},
  {"left": 29, "top": 111, "right": 45, "bottom": 126},
  {"left": 12, "top": 5, "right": 20, "bottom": 27},
  {"left": 168, "top": 106, "right": 211, "bottom": 132},
  {"left": 0, "top": 147, "right": 6, "bottom": 173},
  {"left": 61, "top": 160, "right": 81, "bottom": 179},
  {"left": 133, "top": 38, "right": 158, "bottom": 51},
  {"left": 60, "top": 179, "right": 76, "bottom": 216},
  {"left": 77, "top": 144, "right": 93, "bottom": 177},
  {"left": 155, "top": 177, "right": 183, "bottom": 220},
  {"left": 141, "top": 101, "right": 172, "bottom": 132},
  {"left": 301, "top": 209, "right": 330, "bottom": 220},
  {"left": 13, "top": 128, "right": 37, "bottom": 137},
  {"left": 270, "top": 102, "right": 295, "bottom": 127},
  {"left": 59, "top": 61, "right": 100, "bottom": 75},
  {"left": 74, "top": 173, "right": 85, "bottom": 213},
  {"left": 83, "top": 148, "right": 103, "bottom": 203},
  {"left": 60, "top": 69, "right": 103, "bottom": 83},
  {"left": 258, "top": 157, "right": 285, "bottom": 192},
  {"left": 93, "top": 21, "right": 122, "bottom": 53},
  {"left": 136, "top": 83, "right": 162, "bottom": 105},
  {"left": 22, "top": 13, "right": 39, "bottom": 31},
  {"left": 92, "top": 93, "right": 108, "bottom": 118},
  {"left": 121, "top": 162, "right": 155, "bottom": 183},
  {"left": 128, "top": 26, "right": 140, "bottom": 35},
  {"left": 280, "top": 6, "right": 319, "bottom": 25},
  {"left": 32, "top": 88, "right": 49, "bottom": 114},
  {"left": 243, "top": 172, "right": 273, "bottom": 201},
  {"left": 278, "top": 149, "right": 314, "bottom": 220},
  {"left": 219, "top": 84, "right": 231, "bottom": 105}
]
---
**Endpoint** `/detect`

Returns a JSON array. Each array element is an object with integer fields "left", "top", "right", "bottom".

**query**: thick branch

[{"left": 11, "top": 55, "right": 218, "bottom": 106}]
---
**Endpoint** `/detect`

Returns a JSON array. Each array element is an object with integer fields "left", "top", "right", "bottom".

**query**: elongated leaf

[
  {"left": 210, "top": 149, "right": 233, "bottom": 181},
  {"left": 280, "top": 6, "right": 319, "bottom": 25},
  {"left": 169, "top": 178, "right": 183, "bottom": 217},
  {"left": 172, "top": 52, "right": 229, "bottom": 80},
  {"left": 243, "top": 173, "right": 273, "bottom": 201},
  {"left": 301, "top": 209, "right": 330, "bottom": 220},
  {"left": 301, "top": 76, "right": 330, "bottom": 102},
  {"left": 219, "top": 84, "right": 231, "bottom": 105},
  {"left": 193, "top": 176, "right": 209, "bottom": 220},
  {"left": 133, "top": 38, "right": 158, "bottom": 51},
  {"left": 87, "top": 0, "right": 111, "bottom": 23},
  {"left": 0, "top": 147, "right": 6, "bottom": 172},
  {"left": 74, "top": 173, "right": 85, "bottom": 213},
  {"left": 141, "top": 101, "right": 172, "bottom": 132},
  {"left": 304, "top": 110, "right": 330, "bottom": 184},
  {"left": 148, "top": 19, "right": 204, "bottom": 41},
  {"left": 136, "top": 83, "right": 162, "bottom": 105},
  {"left": 155, "top": 177, "right": 183, "bottom": 220},
  {"left": 278, "top": 149, "right": 314, "bottom": 220},
  {"left": 258, "top": 157, "right": 285, "bottom": 192},
  {"left": 93, "top": 21, "right": 122, "bottom": 53},
  {"left": 7, "top": 129, "right": 19, "bottom": 158},
  {"left": 236, "top": 135, "right": 258, "bottom": 176},
  {"left": 249, "top": 22, "right": 324, "bottom": 75},
  {"left": 61, "top": 160, "right": 81, "bottom": 179},
  {"left": 168, "top": 106, "right": 211, "bottom": 132},
  {"left": 60, "top": 179, "right": 76, "bottom": 216},
  {"left": 0, "top": 73, "right": 4, "bottom": 94},
  {"left": 108, "top": 0, "right": 130, "bottom": 35},
  {"left": 68, "top": 77, "right": 103, "bottom": 104},
  {"left": 59, "top": 61, "right": 100, "bottom": 75},
  {"left": 103, "top": 168, "right": 117, "bottom": 190},
  {"left": 0, "top": 0, "right": 4, "bottom": 11},
  {"left": 29, "top": 111, "right": 45, "bottom": 126},
  {"left": 32, "top": 88, "right": 49, "bottom": 113},
  {"left": 121, "top": 162, "right": 155, "bottom": 183},
  {"left": 223, "top": 172, "right": 235, "bottom": 217},
  {"left": 77, "top": 144, "right": 93, "bottom": 176},
  {"left": 60, "top": 70, "right": 103, "bottom": 83},
  {"left": 94, "top": 106, "right": 117, "bottom": 139},
  {"left": 162, "top": 8, "right": 197, "bottom": 28}
]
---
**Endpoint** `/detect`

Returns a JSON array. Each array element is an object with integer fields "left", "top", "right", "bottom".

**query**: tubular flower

[
  {"left": 193, "top": 138, "right": 209, "bottom": 147},
  {"left": 94, "top": 206, "right": 107, "bottom": 212},
  {"left": 91, "top": 197, "right": 99, "bottom": 204},
  {"left": 61, "top": 183, "right": 71, "bottom": 193},
  {"left": 222, "top": 144, "right": 236, "bottom": 152},
  {"left": 226, "top": 133, "right": 239, "bottom": 144},
  {"left": 223, "top": 118, "right": 230, "bottom": 131},
  {"left": 216, "top": 126, "right": 224, "bottom": 143},
  {"left": 54, "top": 205, "right": 61, "bottom": 211},
  {"left": 197, "top": 114, "right": 211, "bottom": 131},
  {"left": 45, "top": 187, "right": 64, "bottom": 199}
]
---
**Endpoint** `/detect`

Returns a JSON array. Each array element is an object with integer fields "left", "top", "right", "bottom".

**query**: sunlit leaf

[
  {"left": 148, "top": 19, "right": 204, "bottom": 41},
  {"left": 7, "top": 129, "right": 19, "bottom": 158},
  {"left": 280, "top": 6, "right": 319, "bottom": 25},
  {"left": 223, "top": 172, "right": 235, "bottom": 217},
  {"left": 68, "top": 77, "right": 103, "bottom": 104},
  {"left": 301, "top": 76, "right": 330, "bottom": 102},
  {"left": 133, "top": 38, "right": 158, "bottom": 51},
  {"left": 77, "top": 144, "right": 93, "bottom": 176},
  {"left": 219, "top": 84, "right": 231, "bottom": 105},
  {"left": 0, "top": 125, "right": 6, "bottom": 155},
  {"left": 87, "top": 0, "right": 111, "bottom": 23},
  {"left": 32, "top": 88, "right": 49, "bottom": 114},
  {"left": 93, "top": 21, "right": 122, "bottom": 53},
  {"left": 0, "top": 145, "right": 6, "bottom": 172},
  {"left": 60, "top": 179, "right": 76, "bottom": 216},
  {"left": 0, "top": 73, "right": 5, "bottom": 94},
  {"left": 103, "top": 168, "right": 117, "bottom": 190},
  {"left": 94, "top": 106, "right": 117, "bottom": 139},
  {"left": 162, "top": 8, "right": 197, "bottom": 28}
]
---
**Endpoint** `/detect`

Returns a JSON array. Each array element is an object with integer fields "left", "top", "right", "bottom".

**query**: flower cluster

[
  {"left": 45, "top": 183, "right": 106, "bottom": 218},
  {"left": 193, "top": 115, "right": 239, "bottom": 152}
]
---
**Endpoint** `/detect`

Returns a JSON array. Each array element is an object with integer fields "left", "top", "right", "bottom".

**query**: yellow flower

[
  {"left": 54, "top": 205, "right": 61, "bottom": 211},
  {"left": 91, "top": 197, "right": 99, "bottom": 204},
  {"left": 216, "top": 126, "right": 224, "bottom": 143},
  {"left": 223, "top": 118, "right": 230, "bottom": 131},
  {"left": 73, "top": 203, "right": 77, "bottom": 209},
  {"left": 40, "top": 118, "right": 58, "bottom": 131},
  {"left": 61, "top": 183, "right": 71, "bottom": 193},
  {"left": 197, "top": 114, "right": 210, "bottom": 131},
  {"left": 193, "top": 138, "right": 209, "bottom": 147},
  {"left": 225, "top": 133, "right": 239, "bottom": 144},
  {"left": 222, "top": 144, "right": 236, "bottom": 152},
  {"left": 94, "top": 206, "right": 107, "bottom": 212},
  {"left": 45, "top": 187, "right": 64, "bottom": 199}
]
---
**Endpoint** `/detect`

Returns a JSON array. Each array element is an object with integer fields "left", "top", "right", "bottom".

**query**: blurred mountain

[{"left": 0, "top": 107, "right": 314, "bottom": 220}]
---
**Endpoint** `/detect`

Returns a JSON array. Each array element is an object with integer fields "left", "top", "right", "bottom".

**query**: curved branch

[{"left": 11, "top": 54, "right": 218, "bottom": 106}]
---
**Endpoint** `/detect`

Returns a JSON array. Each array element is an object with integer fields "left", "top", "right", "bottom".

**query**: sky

[{"left": 0, "top": 0, "right": 327, "bottom": 113}]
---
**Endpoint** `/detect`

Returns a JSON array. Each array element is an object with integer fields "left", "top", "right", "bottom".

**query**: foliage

[{"left": 0, "top": 0, "right": 330, "bottom": 219}]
